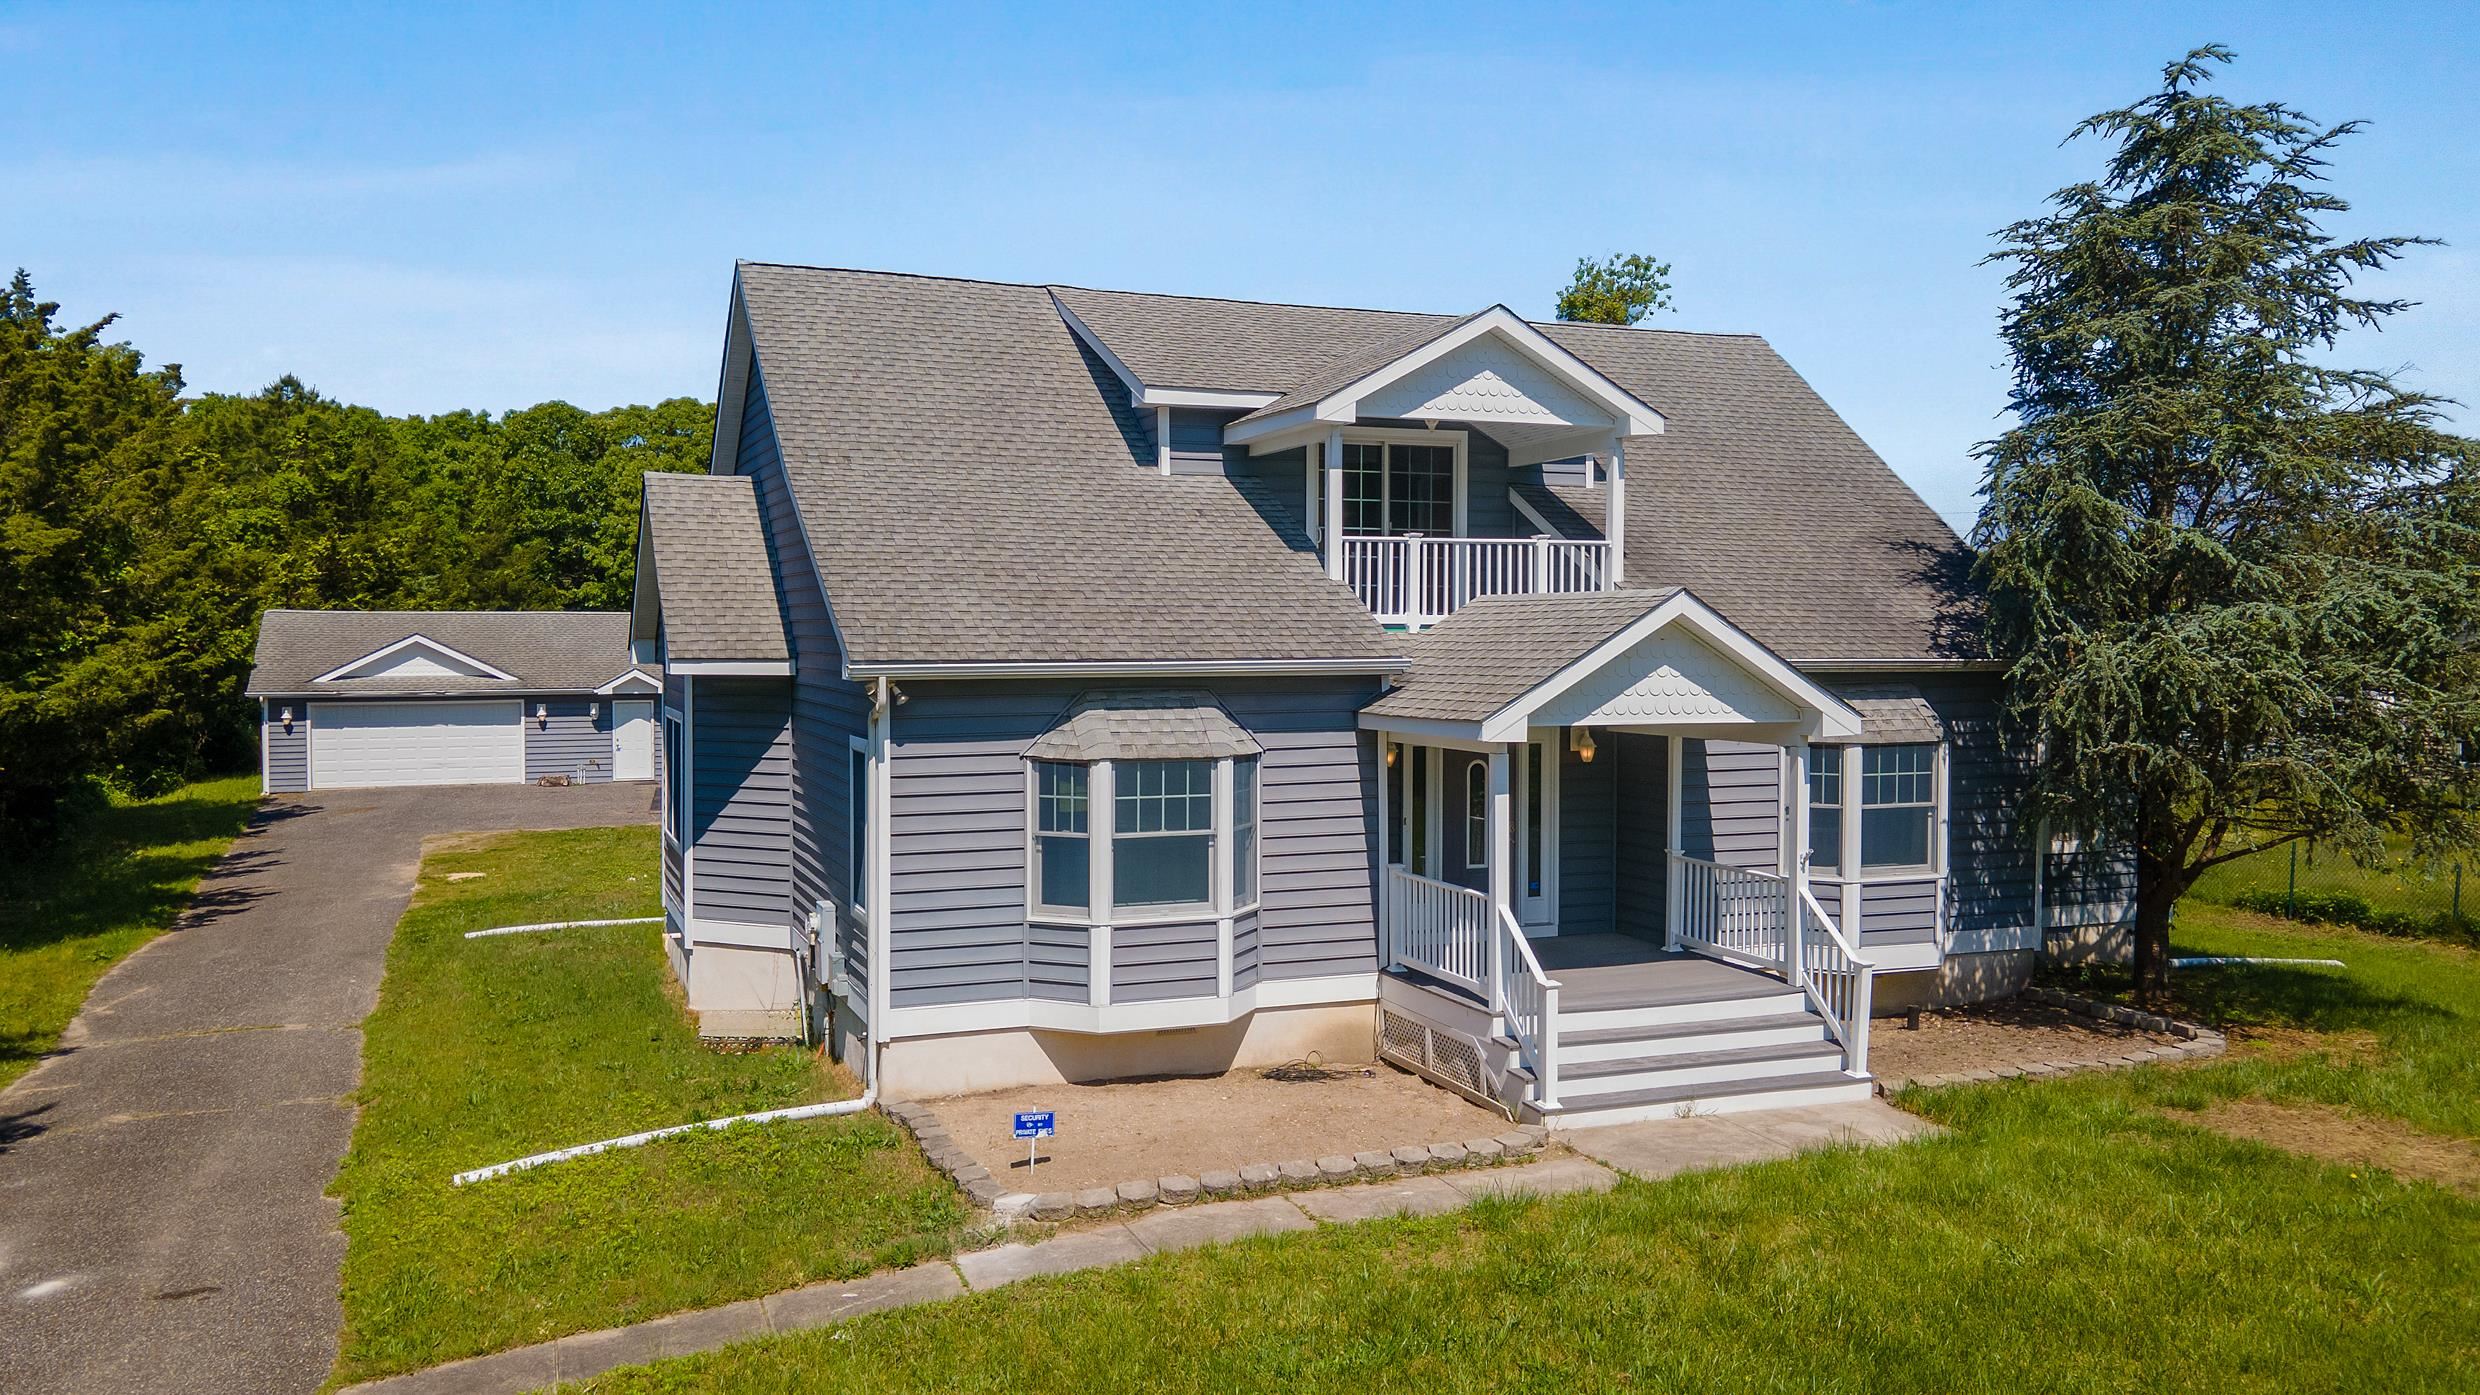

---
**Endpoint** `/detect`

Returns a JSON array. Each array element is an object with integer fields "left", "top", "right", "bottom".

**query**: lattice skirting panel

[{"left": 1379, "top": 1005, "right": 1509, "bottom": 1114}]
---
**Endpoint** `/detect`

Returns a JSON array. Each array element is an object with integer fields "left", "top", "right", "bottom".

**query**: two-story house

[{"left": 632, "top": 262, "right": 2118, "bottom": 1129}]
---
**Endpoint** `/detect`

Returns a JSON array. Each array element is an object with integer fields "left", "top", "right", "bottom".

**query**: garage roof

[{"left": 247, "top": 610, "right": 656, "bottom": 699}]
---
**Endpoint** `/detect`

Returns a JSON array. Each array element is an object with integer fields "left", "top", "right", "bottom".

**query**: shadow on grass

[
  {"left": 0, "top": 781, "right": 274, "bottom": 956},
  {"left": 2048, "top": 953, "right": 2454, "bottom": 1038}
]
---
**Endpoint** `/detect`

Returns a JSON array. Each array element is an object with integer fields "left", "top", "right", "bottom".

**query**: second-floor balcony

[{"left": 1342, "top": 532, "right": 1613, "bottom": 629}]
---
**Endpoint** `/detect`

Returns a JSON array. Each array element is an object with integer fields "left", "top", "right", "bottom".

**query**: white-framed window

[
  {"left": 1311, "top": 429, "right": 1469, "bottom": 541},
  {"left": 1032, "top": 760, "right": 1091, "bottom": 916},
  {"left": 1807, "top": 746, "right": 1844, "bottom": 876},
  {"left": 1859, "top": 744, "right": 1939, "bottom": 872},
  {"left": 662, "top": 712, "right": 686, "bottom": 840},
  {"left": 1029, "top": 754, "right": 1259, "bottom": 922},
  {"left": 1464, "top": 759, "right": 1488, "bottom": 868},
  {"left": 847, "top": 736, "right": 871, "bottom": 911}
]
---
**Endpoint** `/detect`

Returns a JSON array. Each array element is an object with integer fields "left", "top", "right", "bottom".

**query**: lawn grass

[
  {"left": 2188, "top": 833, "right": 2472, "bottom": 923},
  {"left": 0, "top": 773, "right": 260, "bottom": 1089},
  {"left": 330, "top": 825, "right": 967, "bottom": 1386},
  {"left": 577, "top": 907, "right": 2480, "bottom": 1394}
]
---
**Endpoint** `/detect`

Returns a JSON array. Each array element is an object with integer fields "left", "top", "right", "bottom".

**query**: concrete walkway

[
  {"left": 335, "top": 1098, "right": 1935, "bottom": 1395},
  {"left": 0, "top": 783, "right": 658, "bottom": 1395}
]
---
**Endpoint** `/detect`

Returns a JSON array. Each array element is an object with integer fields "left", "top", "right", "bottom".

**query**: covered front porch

[{"left": 1362, "top": 588, "right": 1880, "bottom": 1125}]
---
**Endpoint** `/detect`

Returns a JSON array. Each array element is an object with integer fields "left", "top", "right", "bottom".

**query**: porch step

[
  {"left": 1549, "top": 1070, "right": 1876, "bottom": 1130},
  {"left": 1560, "top": 1011, "right": 1829, "bottom": 1064},
  {"left": 1559, "top": 1040, "right": 1849, "bottom": 1097},
  {"left": 1560, "top": 988, "right": 1809, "bottom": 1034}
]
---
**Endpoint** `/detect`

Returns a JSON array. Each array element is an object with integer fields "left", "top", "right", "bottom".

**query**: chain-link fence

[{"left": 2189, "top": 839, "right": 2475, "bottom": 941}]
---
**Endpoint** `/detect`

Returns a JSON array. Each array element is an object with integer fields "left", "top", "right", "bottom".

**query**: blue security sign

[{"left": 1012, "top": 1110, "right": 1055, "bottom": 1140}]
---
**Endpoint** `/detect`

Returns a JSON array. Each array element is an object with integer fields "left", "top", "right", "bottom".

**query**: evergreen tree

[
  {"left": 1973, "top": 48, "right": 2480, "bottom": 995},
  {"left": 1555, "top": 253, "right": 1674, "bottom": 325}
]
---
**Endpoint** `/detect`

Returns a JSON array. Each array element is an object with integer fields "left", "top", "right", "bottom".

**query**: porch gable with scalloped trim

[{"left": 1530, "top": 626, "right": 1799, "bottom": 729}]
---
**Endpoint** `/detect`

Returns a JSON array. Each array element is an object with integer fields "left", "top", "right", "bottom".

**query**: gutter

[{"left": 849, "top": 656, "right": 1410, "bottom": 681}]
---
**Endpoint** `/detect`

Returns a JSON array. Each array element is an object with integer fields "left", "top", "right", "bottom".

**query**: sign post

[{"left": 1011, "top": 1109, "right": 1055, "bottom": 1176}]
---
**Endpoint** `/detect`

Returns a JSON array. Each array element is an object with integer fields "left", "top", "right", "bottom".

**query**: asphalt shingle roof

[
  {"left": 734, "top": 265, "right": 1406, "bottom": 669},
  {"left": 1021, "top": 690, "right": 1265, "bottom": 762},
  {"left": 727, "top": 265, "right": 1981, "bottom": 669},
  {"left": 246, "top": 610, "right": 652, "bottom": 698},
  {"left": 1509, "top": 480, "right": 1607, "bottom": 539},
  {"left": 1363, "top": 590, "right": 1683, "bottom": 725},
  {"left": 640, "top": 473, "right": 792, "bottom": 664}
]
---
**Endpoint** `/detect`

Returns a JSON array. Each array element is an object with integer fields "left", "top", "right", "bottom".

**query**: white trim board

[
  {"left": 665, "top": 659, "right": 795, "bottom": 676},
  {"left": 854, "top": 657, "right": 1408, "bottom": 681},
  {"left": 882, "top": 972, "right": 1378, "bottom": 1039}
]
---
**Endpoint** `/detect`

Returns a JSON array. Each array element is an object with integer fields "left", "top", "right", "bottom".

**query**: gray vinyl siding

[
  {"left": 1611, "top": 733, "right": 1669, "bottom": 941},
  {"left": 733, "top": 365, "right": 874, "bottom": 994},
  {"left": 1677, "top": 739, "right": 1781, "bottom": 871},
  {"left": 1913, "top": 675, "right": 2037, "bottom": 941},
  {"left": 884, "top": 678, "right": 1379, "bottom": 1009},
  {"left": 663, "top": 671, "right": 686, "bottom": 915},
  {"left": 1026, "top": 921, "right": 1088, "bottom": 1003},
  {"left": 1110, "top": 919, "right": 1219, "bottom": 1002},
  {"left": 689, "top": 677, "right": 795, "bottom": 925},
  {"left": 264, "top": 707, "right": 308, "bottom": 792},
  {"left": 1557, "top": 737, "right": 1615, "bottom": 934},
  {"left": 1858, "top": 878, "right": 1942, "bottom": 945},
  {"left": 1166, "top": 408, "right": 1234, "bottom": 475},
  {"left": 2046, "top": 847, "right": 2136, "bottom": 931},
  {"left": 1232, "top": 908, "right": 1262, "bottom": 990},
  {"left": 523, "top": 696, "right": 612, "bottom": 783}
]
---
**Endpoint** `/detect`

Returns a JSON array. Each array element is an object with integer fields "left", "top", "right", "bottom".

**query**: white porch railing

[
  {"left": 1343, "top": 534, "right": 1612, "bottom": 628},
  {"left": 1496, "top": 903, "right": 1561, "bottom": 1109},
  {"left": 1796, "top": 886, "right": 1875, "bottom": 1077},
  {"left": 1668, "top": 853, "right": 1793, "bottom": 970},
  {"left": 1388, "top": 866, "right": 1490, "bottom": 996}
]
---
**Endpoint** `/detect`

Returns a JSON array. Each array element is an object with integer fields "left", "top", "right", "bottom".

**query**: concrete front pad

[
  {"left": 1124, "top": 1196, "right": 1316, "bottom": 1253},
  {"left": 1443, "top": 1156, "right": 1617, "bottom": 1201},
  {"left": 1565, "top": 1099, "right": 1939, "bottom": 1182},
  {"left": 957, "top": 1226, "right": 1149, "bottom": 1290},
  {"left": 1290, "top": 1175, "right": 1468, "bottom": 1223}
]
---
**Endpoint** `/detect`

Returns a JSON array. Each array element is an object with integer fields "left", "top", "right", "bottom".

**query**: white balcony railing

[{"left": 1343, "top": 534, "right": 1612, "bottom": 628}]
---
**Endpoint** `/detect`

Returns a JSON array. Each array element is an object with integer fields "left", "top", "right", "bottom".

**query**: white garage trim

[{"left": 308, "top": 700, "right": 525, "bottom": 789}]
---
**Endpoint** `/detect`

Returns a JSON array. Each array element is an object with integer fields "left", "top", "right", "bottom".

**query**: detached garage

[{"left": 248, "top": 610, "right": 664, "bottom": 793}]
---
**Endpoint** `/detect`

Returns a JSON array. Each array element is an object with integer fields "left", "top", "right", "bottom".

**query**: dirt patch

[
  {"left": 1872, "top": 997, "right": 2179, "bottom": 1082},
  {"left": 2227, "top": 1024, "right": 2386, "bottom": 1067},
  {"left": 2179, "top": 1097, "right": 2480, "bottom": 1197},
  {"left": 923, "top": 1062, "right": 1514, "bottom": 1193}
]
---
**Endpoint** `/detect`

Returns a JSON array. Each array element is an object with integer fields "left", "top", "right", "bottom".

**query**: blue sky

[{"left": 5, "top": 2, "right": 2473, "bottom": 531}]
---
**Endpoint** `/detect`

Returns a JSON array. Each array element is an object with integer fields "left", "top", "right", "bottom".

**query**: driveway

[{"left": 0, "top": 782, "right": 658, "bottom": 1395}]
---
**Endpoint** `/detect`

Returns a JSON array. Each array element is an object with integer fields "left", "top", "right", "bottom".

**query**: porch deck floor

[{"left": 1530, "top": 935, "right": 1789, "bottom": 1009}]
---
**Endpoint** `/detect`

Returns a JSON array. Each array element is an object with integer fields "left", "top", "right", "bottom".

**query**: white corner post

[
  {"left": 1088, "top": 760, "right": 1114, "bottom": 1009},
  {"left": 1487, "top": 745, "right": 1512, "bottom": 1022},
  {"left": 1374, "top": 732, "right": 1393, "bottom": 970},
  {"left": 1155, "top": 406, "right": 1172, "bottom": 476},
  {"left": 1785, "top": 738, "right": 1810, "bottom": 988},
  {"left": 1607, "top": 438, "right": 1627, "bottom": 588},
  {"left": 1663, "top": 732, "right": 1684, "bottom": 950},
  {"left": 1322, "top": 427, "right": 1346, "bottom": 581}
]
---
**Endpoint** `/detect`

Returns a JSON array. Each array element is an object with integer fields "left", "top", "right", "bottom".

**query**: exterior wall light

[
  {"left": 589, "top": 701, "right": 601, "bottom": 719},
  {"left": 279, "top": 706, "right": 295, "bottom": 731},
  {"left": 534, "top": 703, "right": 551, "bottom": 728},
  {"left": 1384, "top": 742, "right": 1398, "bottom": 768},
  {"left": 1570, "top": 728, "right": 1597, "bottom": 764}
]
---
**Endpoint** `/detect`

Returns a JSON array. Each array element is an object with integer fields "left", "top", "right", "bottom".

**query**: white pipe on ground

[
  {"left": 2171, "top": 956, "right": 2346, "bottom": 969},
  {"left": 452, "top": 1091, "right": 876, "bottom": 1185},
  {"left": 463, "top": 916, "right": 664, "bottom": 940}
]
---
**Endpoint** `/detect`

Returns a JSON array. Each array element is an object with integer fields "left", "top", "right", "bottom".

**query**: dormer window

[{"left": 1313, "top": 428, "right": 1468, "bottom": 541}]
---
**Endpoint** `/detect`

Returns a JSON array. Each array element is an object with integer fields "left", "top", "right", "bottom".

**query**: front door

[{"left": 612, "top": 700, "right": 656, "bottom": 780}]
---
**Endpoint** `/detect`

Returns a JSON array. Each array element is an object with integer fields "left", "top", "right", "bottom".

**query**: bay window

[
  {"left": 1807, "top": 746, "right": 1843, "bottom": 875},
  {"left": 1029, "top": 754, "right": 1260, "bottom": 921},
  {"left": 1859, "top": 744, "right": 1938, "bottom": 872}
]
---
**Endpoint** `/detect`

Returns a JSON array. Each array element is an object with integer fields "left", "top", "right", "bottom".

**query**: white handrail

[
  {"left": 1796, "top": 885, "right": 1875, "bottom": 1077},
  {"left": 1495, "top": 905, "right": 1561, "bottom": 1110},
  {"left": 1388, "top": 866, "right": 1490, "bottom": 996},
  {"left": 1343, "top": 534, "right": 1612, "bottom": 628}
]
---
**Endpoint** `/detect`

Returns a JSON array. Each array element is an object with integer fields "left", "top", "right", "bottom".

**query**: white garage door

[{"left": 308, "top": 700, "right": 524, "bottom": 789}]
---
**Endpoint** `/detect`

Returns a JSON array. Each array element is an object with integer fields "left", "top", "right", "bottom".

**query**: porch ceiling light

[{"left": 1570, "top": 728, "right": 1597, "bottom": 764}]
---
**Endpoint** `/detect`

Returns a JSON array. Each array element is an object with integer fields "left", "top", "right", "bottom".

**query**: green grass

[
  {"left": 330, "top": 825, "right": 967, "bottom": 1386},
  {"left": 2190, "top": 834, "right": 2470, "bottom": 916},
  {"left": 578, "top": 907, "right": 2480, "bottom": 1395},
  {"left": 0, "top": 774, "right": 260, "bottom": 1089}
]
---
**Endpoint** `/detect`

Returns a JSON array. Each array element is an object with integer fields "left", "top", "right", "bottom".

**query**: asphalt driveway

[{"left": 0, "top": 781, "right": 658, "bottom": 1395}]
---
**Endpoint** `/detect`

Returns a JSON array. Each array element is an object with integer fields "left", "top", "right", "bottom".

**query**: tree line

[{"left": 0, "top": 272, "right": 711, "bottom": 835}]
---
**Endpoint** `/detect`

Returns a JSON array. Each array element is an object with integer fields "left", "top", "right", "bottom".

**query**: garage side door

[{"left": 308, "top": 700, "right": 524, "bottom": 789}]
